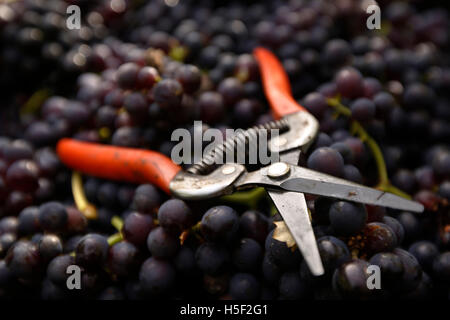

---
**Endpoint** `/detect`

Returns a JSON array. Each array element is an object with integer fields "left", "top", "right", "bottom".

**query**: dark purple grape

[
  {"left": 239, "top": 210, "right": 269, "bottom": 244},
  {"left": 6, "top": 160, "right": 40, "bottom": 193},
  {"left": 111, "top": 127, "right": 141, "bottom": 148},
  {"left": 369, "top": 252, "right": 404, "bottom": 285},
  {"left": 123, "top": 92, "right": 148, "bottom": 118},
  {"left": 307, "top": 147, "right": 345, "bottom": 177},
  {"left": 195, "top": 242, "right": 229, "bottom": 275},
  {"left": 146, "top": 226, "right": 179, "bottom": 259},
  {"left": 17, "top": 206, "right": 40, "bottom": 236},
  {"left": 329, "top": 201, "right": 367, "bottom": 236},
  {"left": 96, "top": 182, "right": 119, "bottom": 210},
  {"left": 38, "top": 201, "right": 68, "bottom": 232},
  {"left": 232, "top": 238, "right": 262, "bottom": 272},
  {"left": 75, "top": 234, "right": 109, "bottom": 268},
  {"left": 317, "top": 236, "right": 351, "bottom": 276},
  {"left": 153, "top": 79, "right": 183, "bottom": 110},
  {"left": 382, "top": 216, "right": 405, "bottom": 244},
  {"left": 174, "top": 247, "right": 196, "bottom": 275},
  {"left": 157, "top": 199, "right": 192, "bottom": 234},
  {"left": 5, "top": 240, "right": 41, "bottom": 279},
  {"left": 432, "top": 252, "right": 450, "bottom": 283},
  {"left": 392, "top": 169, "right": 417, "bottom": 194},
  {"left": 302, "top": 92, "right": 328, "bottom": 119},
  {"left": 200, "top": 206, "right": 239, "bottom": 243},
  {"left": 5, "top": 191, "right": 33, "bottom": 215},
  {"left": 265, "top": 230, "right": 301, "bottom": 271},
  {"left": 0, "top": 233, "right": 16, "bottom": 258},
  {"left": 373, "top": 92, "right": 396, "bottom": 118},
  {"left": 0, "top": 216, "right": 18, "bottom": 235},
  {"left": 408, "top": 241, "right": 439, "bottom": 272},
  {"left": 139, "top": 257, "right": 175, "bottom": 296},
  {"left": 261, "top": 253, "right": 281, "bottom": 286},
  {"left": 362, "top": 77, "right": 382, "bottom": 99},
  {"left": 136, "top": 66, "right": 159, "bottom": 89},
  {"left": 108, "top": 241, "right": 141, "bottom": 277},
  {"left": 131, "top": 184, "right": 161, "bottom": 214},
  {"left": 2, "top": 140, "right": 34, "bottom": 164},
  {"left": 176, "top": 64, "right": 201, "bottom": 94},
  {"left": 279, "top": 272, "right": 308, "bottom": 300},
  {"left": 393, "top": 248, "right": 423, "bottom": 293},
  {"left": 232, "top": 99, "right": 261, "bottom": 127},
  {"left": 66, "top": 207, "right": 88, "bottom": 234},
  {"left": 229, "top": 273, "right": 260, "bottom": 300},
  {"left": 198, "top": 91, "right": 225, "bottom": 124},
  {"left": 403, "top": 83, "right": 436, "bottom": 110},
  {"left": 363, "top": 222, "right": 397, "bottom": 255},
  {"left": 396, "top": 212, "right": 421, "bottom": 243},
  {"left": 343, "top": 164, "right": 363, "bottom": 183},
  {"left": 332, "top": 259, "right": 372, "bottom": 299},
  {"left": 438, "top": 181, "right": 450, "bottom": 200},
  {"left": 335, "top": 67, "right": 364, "bottom": 99},
  {"left": 350, "top": 98, "right": 376, "bottom": 122},
  {"left": 323, "top": 39, "right": 352, "bottom": 67},
  {"left": 330, "top": 142, "right": 354, "bottom": 164},
  {"left": 116, "top": 62, "right": 139, "bottom": 89},
  {"left": 432, "top": 150, "right": 450, "bottom": 178},
  {"left": 122, "top": 212, "right": 154, "bottom": 246},
  {"left": 217, "top": 77, "right": 244, "bottom": 106},
  {"left": 38, "top": 234, "right": 63, "bottom": 262}
]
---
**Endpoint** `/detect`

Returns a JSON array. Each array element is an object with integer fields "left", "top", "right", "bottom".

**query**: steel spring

[{"left": 187, "top": 118, "right": 289, "bottom": 175}]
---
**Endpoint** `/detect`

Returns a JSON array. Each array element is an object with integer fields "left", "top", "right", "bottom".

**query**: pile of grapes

[{"left": 0, "top": 0, "right": 449, "bottom": 300}]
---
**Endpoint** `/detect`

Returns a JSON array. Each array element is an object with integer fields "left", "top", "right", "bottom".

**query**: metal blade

[
  {"left": 267, "top": 190, "right": 324, "bottom": 276},
  {"left": 279, "top": 167, "right": 424, "bottom": 212}
]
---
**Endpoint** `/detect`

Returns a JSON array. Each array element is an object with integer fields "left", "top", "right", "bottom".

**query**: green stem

[
  {"left": 111, "top": 216, "right": 124, "bottom": 232},
  {"left": 107, "top": 233, "right": 123, "bottom": 246},
  {"left": 326, "top": 97, "right": 412, "bottom": 200},
  {"left": 20, "top": 88, "right": 51, "bottom": 116}
]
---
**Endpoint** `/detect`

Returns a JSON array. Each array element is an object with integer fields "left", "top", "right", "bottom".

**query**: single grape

[
  {"left": 369, "top": 252, "right": 404, "bottom": 286},
  {"left": 6, "top": 159, "right": 40, "bottom": 193},
  {"left": 329, "top": 201, "right": 367, "bottom": 236},
  {"left": 382, "top": 216, "right": 405, "bottom": 244},
  {"left": 5, "top": 240, "right": 41, "bottom": 279},
  {"left": 279, "top": 272, "right": 308, "bottom": 300},
  {"left": 229, "top": 273, "right": 260, "bottom": 300},
  {"left": 75, "top": 234, "right": 109, "bottom": 269},
  {"left": 131, "top": 184, "right": 161, "bottom": 214},
  {"left": 157, "top": 199, "right": 193, "bottom": 234},
  {"left": 408, "top": 241, "right": 439, "bottom": 272},
  {"left": 38, "top": 234, "right": 63, "bottom": 262},
  {"left": 392, "top": 248, "right": 423, "bottom": 293},
  {"left": 332, "top": 259, "right": 372, "bottom": 299},
  {"left": 307, "top": 147, "right": 345, "bottom": 177},
  {"left": 200, "top": 205, "right": 239, "bottom": 243},
  {"left": 173, "top": 247, "right": 196, "bottom": 275},
  {"left": 363, "top": 222, "right": 398, "bottom": 255},
  {"left": 122, "top": 212, "right": 154, "bottom": 246},
  {"left": 432, "top": 252, "right": 450, "bottom": 283},
  {"left": 195, "top": 242, "right": 229, "bottom": 275},
  {"left": 139, "top": 257, "right": 176, "bottom": 296},
  {"left": 146, "top": 226, "right": 179, "bottom": 259},
  {"left": 232, "top": 238, "right": 263, "bottom": 272},
  {"left": 350, "top": 98, "right": 376, "bottom": 122},
  {"left": 38, "top": 201, "right": 68, "bottom": 232},
  {"left": 238, "top": 210, "right": 269, "bottom": 245},
  {"left": 108, "top": 241, "right": 141, "bottom": 277}
]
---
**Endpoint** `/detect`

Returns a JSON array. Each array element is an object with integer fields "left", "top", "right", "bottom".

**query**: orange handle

[
  {"left": 253, "top": 47, "right": 307, "bottom": 119},
  {"left": 57, "top": 138, "right": 181, "bottom": 194}
]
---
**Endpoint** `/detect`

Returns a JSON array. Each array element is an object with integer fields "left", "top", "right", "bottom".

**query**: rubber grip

[
  {"left": 253, "top": 47, "right": 307, "bottom": 119},
  {"left": 57, "top": 139, "right": 181, "bottom": 195}
]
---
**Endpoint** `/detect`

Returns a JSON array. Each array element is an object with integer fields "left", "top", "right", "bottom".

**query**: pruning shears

[{"left": 57, "top": 48, "right": 424, "bottom": 276}]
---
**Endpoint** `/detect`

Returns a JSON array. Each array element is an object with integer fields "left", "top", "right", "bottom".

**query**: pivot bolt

[{"left": 267, "top": 162, "right": 290, "bottom": 179}]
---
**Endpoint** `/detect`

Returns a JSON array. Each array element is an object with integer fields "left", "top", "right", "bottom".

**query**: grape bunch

[{"left": 0, "top": 0, "right": 449, "bottom": 300}]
